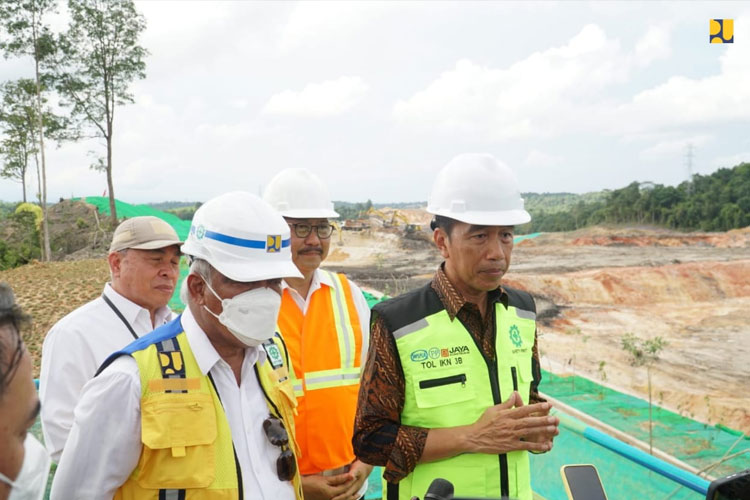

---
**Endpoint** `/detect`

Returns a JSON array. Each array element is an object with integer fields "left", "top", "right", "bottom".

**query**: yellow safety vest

[{"left": 98, "top": 316, "right": 303, "bottom": 500}]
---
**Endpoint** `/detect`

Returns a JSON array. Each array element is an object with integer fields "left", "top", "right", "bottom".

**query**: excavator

[{"left": 366, "top": 207, "right": 422, "bottom": 233}]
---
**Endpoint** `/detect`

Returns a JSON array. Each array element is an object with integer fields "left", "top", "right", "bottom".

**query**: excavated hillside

[
  {"left": 329, "top": 225, "right": 750, "bottom": 433},
  {"left": 2, "top": 222, "right": 748, "bottom": 433},
  {"left": 503, "top": 261, "right": 750, "bottom": 434}
]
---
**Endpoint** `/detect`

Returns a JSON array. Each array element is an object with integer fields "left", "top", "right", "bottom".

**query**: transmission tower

[{"left": 684, "top": 143, "right": 694, "bottom": 194}]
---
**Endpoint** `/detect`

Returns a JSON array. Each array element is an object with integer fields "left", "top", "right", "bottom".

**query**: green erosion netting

[
  {"left": 528, "top": 416, "right": 704, "bottom": 500},
  {"left": 363, "top": 290, "right": 386, "bottom": 308},
  {"left": 169, "top": 259, "right": 189, "bottom": 312},
  {"left": 363, "top": 413, "right": 709, "bottom": 500},
  {"left": 540, "top": 371, "right": 750, "bottom": 479},
  {"left": 74, "top": 196, "right": 192, "bottom": 240}
]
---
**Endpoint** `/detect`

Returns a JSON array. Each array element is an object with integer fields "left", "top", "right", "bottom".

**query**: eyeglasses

[
  {"left": 263, "top": 416, "right": 297, "bottom": 481},
  {"left": 287, "top": 222, "right": 334, "bottom": 239}
]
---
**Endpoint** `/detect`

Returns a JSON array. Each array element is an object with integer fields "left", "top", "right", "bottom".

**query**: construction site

[{"left": 1, "top": 197, "right": 748, "bottom": 500}]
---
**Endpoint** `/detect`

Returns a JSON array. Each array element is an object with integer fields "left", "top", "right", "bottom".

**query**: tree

[
  {"left": 0, "top": 0, "right": 58, "bottom": 260},
  {"left": 621, "top": 333, "right": 667, "bottom": 455},
  {"left": 0, "top": 112, "right": 33, "bottom": 202},
  {"left": 56, "top": 0, "right": 147, "bottom": 225},
  {"left": 0, "top": 79, "right": 66, "bottom": 204},
  {"left": 0, "top": 80, "right": 38, "bottom": 203}
]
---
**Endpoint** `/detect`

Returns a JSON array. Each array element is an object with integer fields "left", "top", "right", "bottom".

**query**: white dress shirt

[
  {"left": 282, "top": 268, "right": 371, "bottom": 363},
  {"left": 39, "top": 283, "right": 173, "bottom": 463},
  {"left": 50, "top": 307, "right": 296, "bottom": 500}
]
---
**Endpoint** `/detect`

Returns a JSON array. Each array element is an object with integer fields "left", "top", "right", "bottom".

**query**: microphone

[{"left": 424, "top": 478, "right": 454, "bottom": 500}]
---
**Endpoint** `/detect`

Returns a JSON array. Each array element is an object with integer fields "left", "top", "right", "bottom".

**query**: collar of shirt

[
  {"left": 180, "top": 307, "right": 266, "bottom": 376},
  {"left": 281, "top": 268, "right": 332, "bottom": 312},
  {"left": 431, "top": 263, "right": 506, "bottom": 321},
  {"left": 102, "top": 283, "right": 172, "bottom": 328}
]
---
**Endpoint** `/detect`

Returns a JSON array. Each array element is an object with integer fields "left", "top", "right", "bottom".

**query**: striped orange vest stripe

[{"left": 278, "top": 271, "right": 364, "bottom": 475}]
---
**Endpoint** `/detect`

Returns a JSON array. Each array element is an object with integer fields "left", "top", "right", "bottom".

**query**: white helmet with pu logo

[{"left": 181, "top": 191, "right": 303, "bottom": 282}]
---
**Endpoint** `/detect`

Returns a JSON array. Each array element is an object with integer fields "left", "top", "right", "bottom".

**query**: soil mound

[{"left": 47, "top": 199, "right": 113, "bottom": 260}]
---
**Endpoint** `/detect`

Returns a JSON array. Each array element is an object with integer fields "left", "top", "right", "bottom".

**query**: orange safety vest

[{"left": 278, "top": 270, "right": 365, "bottom": 475}]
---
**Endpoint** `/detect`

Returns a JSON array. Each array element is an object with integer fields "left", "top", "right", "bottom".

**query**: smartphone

[
  {"left": 561, "top": 464, "right": 608, "bottom": 500},
  {"left": 705, "top": 468, "right": 750, "bottom": 500}
]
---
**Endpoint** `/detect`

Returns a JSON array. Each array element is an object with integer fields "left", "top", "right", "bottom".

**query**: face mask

[
  {"left": 0, "top": 434, "right": 51, "bottom": 500},
  {"left": 203, "top": 281, "right": 281, "bottom": 347}
]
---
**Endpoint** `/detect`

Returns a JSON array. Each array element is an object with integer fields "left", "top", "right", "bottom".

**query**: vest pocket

[
  {"left": 515, "top": 360, "right": 533, "bottom": 405},
  {"left": 419, "top": 373, "right": 466, "bottom": 389},
  {"left": 138, "top": 392, "right": 217, "bottom": 488},
  {"left": 413, "top": 372, "right": 474, "bottom": 409}
]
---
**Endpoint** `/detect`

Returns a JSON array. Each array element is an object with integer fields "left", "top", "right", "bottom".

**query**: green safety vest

[{"left": 374, "top": 283, "right": 537, "bottom": 500}]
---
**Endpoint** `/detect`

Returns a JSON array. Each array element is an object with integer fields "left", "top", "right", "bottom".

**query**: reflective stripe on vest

[
  {"left": 301, "top": 271, "right": 359, "bottom": 389},
  {"left": 389, "top": 303, "right": 536, "bottom": 500},
  {"left": 277, "top": 271, "right": 365, "bottom": 475}
]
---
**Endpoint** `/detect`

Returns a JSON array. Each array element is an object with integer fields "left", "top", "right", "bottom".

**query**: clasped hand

[{"left": 467, "top": 391, "right": 559, "bottom": 454}]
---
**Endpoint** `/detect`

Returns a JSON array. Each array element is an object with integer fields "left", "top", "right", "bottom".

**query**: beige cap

[{"left": 109, "top": 216, "right": 181, "bottom": 253}]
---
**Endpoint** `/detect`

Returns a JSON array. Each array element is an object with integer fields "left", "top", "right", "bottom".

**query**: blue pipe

[{"left": 581, "top": 426, "right": 710, "bottom": 494}]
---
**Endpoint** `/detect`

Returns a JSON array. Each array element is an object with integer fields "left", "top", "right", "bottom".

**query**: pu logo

[
  {"left": 266, "top": 235, "right": 282, "bottom": 253},
  {"left": 710, "top": 19, "right": 733, "bottom": 43},
  {"left": 159, "top": 351, "right": 184, "bottom": 376}
]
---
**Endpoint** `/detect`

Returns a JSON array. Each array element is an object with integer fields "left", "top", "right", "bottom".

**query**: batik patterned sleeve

[{"left": 353, "top": 312, "right": 429, "bottom": 482}]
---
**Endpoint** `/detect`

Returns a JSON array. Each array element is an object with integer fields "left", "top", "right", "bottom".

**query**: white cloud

[
  {"left": 279, "top": 1, "right": 401, "bottom": 52},
  {"left": 639, "top": 136, "right": 712, "bottom": 161},
  {"left": 634, "top": 24, "right": 672, "bottom": 67},
  {"left": 620, "top": 36, "right": 750, "bottom": 134},
  {"left": 392, "top": 24, "right": 628, "bottom": 140},
  {"left": 525, "top": 150, "right": 563, "bottom": 167},
  {"left": 262, "top": 76, "right": 369, "bottom": 117},
  {"left": 393, "top": 16, "right": 750, "bottom": 145}
]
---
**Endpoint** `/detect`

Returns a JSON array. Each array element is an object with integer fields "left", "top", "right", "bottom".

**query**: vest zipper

[
  {"left": 458, "top": 308, "right": 509, "bottom": 498},
  {"left": 418, "top": 373, "right": 467, "bottom": 389}
]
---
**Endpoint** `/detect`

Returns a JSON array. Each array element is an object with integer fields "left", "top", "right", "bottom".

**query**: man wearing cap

[
  {"left": 264, "top": 169, "right": 372, "bottom": 500},
  {"left": 51, "top": 192, "right": 304, "bottom": 500},
  {"left": 353, "top": 154, "right": 559, "bottom": 500},
  {"left": 40, "top": 216, "right": 181, "bottom": 462}
]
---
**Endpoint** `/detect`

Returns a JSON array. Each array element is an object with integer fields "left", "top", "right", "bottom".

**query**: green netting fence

[
  {"left": 528, "top": 412, "right": 706, "bottom": 500},
  {"left": 540, "top": 371, "right": 750, "bottom": 479},
  {"left": 73, "top": 196, "right": 192, "bottom": 240}
]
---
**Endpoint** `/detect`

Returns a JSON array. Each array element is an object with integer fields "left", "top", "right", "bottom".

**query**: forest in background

[{"left": 2, "top": 161, "right": 749, "bottom": 269}]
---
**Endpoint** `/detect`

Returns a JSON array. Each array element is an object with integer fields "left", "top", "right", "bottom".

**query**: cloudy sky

[{"left": 1, "top": 1, "right": 749, "bottom": 204}]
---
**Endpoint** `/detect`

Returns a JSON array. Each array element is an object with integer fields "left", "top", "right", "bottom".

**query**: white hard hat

[
  {"left": 263, "top": 168, "right": 339, "bottom": 219},
  {"left": 427, "top": 153, "right": 531, "bottom": 226},
  {"left": 181, "top": 191, "right": 303, "bottom": 282}
]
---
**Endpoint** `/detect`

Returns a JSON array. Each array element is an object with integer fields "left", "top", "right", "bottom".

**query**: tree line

[
  {"left": 0, "top": 0, "right": 147, "bottom": 261},
  {"left": 522, "top": 162, "right": 750, "bottom": 233}
]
